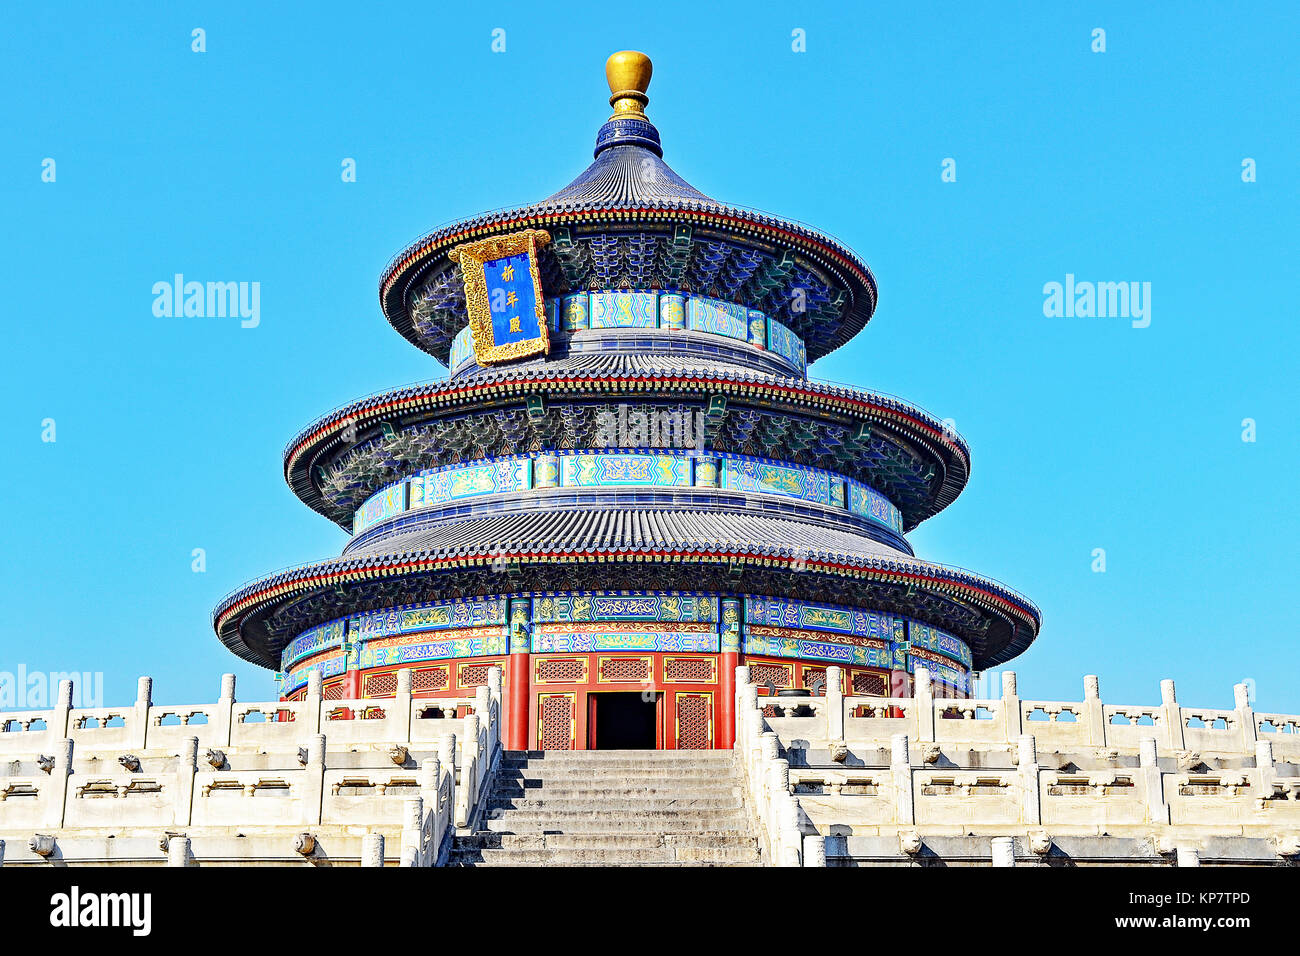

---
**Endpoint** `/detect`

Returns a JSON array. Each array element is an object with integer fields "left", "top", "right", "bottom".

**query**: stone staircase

[{"left": 449, "top": 750, "right": 762, "bottom": 866}]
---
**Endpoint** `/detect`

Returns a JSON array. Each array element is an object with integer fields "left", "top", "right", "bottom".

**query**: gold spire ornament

[{"left": 605, "top": 50, "right": 652, "bottom": 120}]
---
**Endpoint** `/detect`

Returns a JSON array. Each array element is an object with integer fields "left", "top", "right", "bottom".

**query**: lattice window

[
  {"left": 802, "top": 667, "right": 829, "bottom": 692},
  {"left": 323, "top": 681, "right": 346, "bottom": 700},
  {"left": 537, "top": 658, "right": 586, "bottom": 683},
  {"left": 413, "top": 668, "right": 449, "bottom": 693},
  {"left": 599, "top": 657, "right": 650, "bottom": 682},
  {"left": 363, "top": 673, "right": 399, "bottom": 698},
  {"left": 664, "top": 657, "right": 715, "bottom": 683},
  {"left": 853, "top": 671, "right": 888, "bottom": 697},
  {"left": 540, "top": 695, "right": 574, "bottom": 750},
  {"left": 748, "top": 662, "right": 792, "bottom": 690},
  {"left": 458, "top": 665, "right": 491, "bottom": 688},
  {"left": 676, "top": 694, "right": 712, "bottom": 749}
]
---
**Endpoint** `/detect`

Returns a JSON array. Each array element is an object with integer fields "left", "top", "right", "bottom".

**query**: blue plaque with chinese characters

[
  {"left": 485, "top": 252, "right": 543, "bottom": 346},
  {"left": 450, "top": 229, "right": 552, "bottom": 365}
]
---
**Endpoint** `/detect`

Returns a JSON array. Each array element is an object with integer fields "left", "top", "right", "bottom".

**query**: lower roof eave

[{"left": 213, "top": 546, "right": 1040, "bottom": 673}]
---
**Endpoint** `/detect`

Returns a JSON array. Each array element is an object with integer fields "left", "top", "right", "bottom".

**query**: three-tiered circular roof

[{"left": 212, "top": 51, "right": 1041, "bottom": 675}]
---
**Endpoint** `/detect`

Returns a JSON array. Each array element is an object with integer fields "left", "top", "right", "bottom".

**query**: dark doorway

[{"left": 591, "top": 693, "right": 658, "bottom": 749}]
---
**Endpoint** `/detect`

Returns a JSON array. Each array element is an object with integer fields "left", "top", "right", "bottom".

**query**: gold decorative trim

[{"left": 448, "top": 229, "right": 552, "bottom": 365}]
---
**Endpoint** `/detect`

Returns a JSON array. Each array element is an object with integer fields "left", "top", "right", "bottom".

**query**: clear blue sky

[{"left": 2, "top": 2, "right": 1295, "bottom": 712}]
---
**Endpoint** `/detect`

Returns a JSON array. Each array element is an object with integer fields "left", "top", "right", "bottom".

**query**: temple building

[
  {"left": 213, "top": 51, "right": 1041, "bottom": 752},
  {"left": 2, "top": 52, "right": 1293, "bottom": 871}
]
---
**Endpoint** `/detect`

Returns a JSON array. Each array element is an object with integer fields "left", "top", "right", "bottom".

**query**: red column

[
  {"left": 506, "top": 651, "right": 531, "bottom": 751},
  {"left": 505, "top": 600, "right": 532, "bottom": 751},
  {"left": 719, "top": 597, "right": 742, "bottom": 749},
  {"left": 719, "top": 650, "right": 738, "bottom": 749},
  {"left": 344, "top": 667, "right": 361, "bottom": 720}
]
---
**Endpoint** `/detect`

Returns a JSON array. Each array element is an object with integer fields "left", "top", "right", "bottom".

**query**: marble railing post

[
  {"left": 802, "top": 834, "right": 826, "bottom": 867},
  {"left": 1018, "top": 734, "right": 1041, "bottom": 825},
  {"left": 456, "top": 714, "right": 481, "bottom": 828},
  {"left": 51, "top": 679, "right": 74, "bottom": 744},
  {"left": 488, "top": 666, "right": 503, "bottom": 718},
  {"left": 167, "top": 836, "right": 191, "bottom": 867},
  {"left": 362, "top": 833, "right": 385, "bottom": 867},
  {"left": 764, "top": 758, "right": 784, "bottom": 854},
  {"left": 215, "top": 674, "right": 236, "bottom": 748},
  {"left": 758, "top": 732, "right": 781, "bottom": 859},
  {"left": 45, "top": 738, "right": 74, "bottom": 829},
  {"left": 400, "top": 796, "right": 424, "bottom": 866},
  {"left": 419, "top": 755, "right": 442, "bottom": 849},
  {"left": 175, "top": 736, "right": 199, "bottom": 826},
  {"left": 1002, "top": 671, "right": 1022, "bottom": 740},
  {"left": 132, "top": 677, "right": 152, "bottom": 750},
  {"left": 1234, "top": 683, "right": 1258, "bottom": 752},
  {"left": 1160, "top": 680, "right": 1185, "bottom": 752},
  {"left": 825, "top": 666, "right": 845, "bottom": 743},
  {"left": 419, "top": 756, "right": 440, "bottom": 799},
  {"left": 1255, "top": 740, "right": 1275, "bottom": 796},
  {"left": 991, "top": 836, "right": 1016, "bottom": 867},
  {"left": 891, "top": 733, "right": 914, "bottom": 826},
  {"left": 394, "top": 670, "right": 413, "bottom": 744},
  {"left": 767, "top": 758, "right": 800, "bottom": 866},
  {"left": 733, "top": 667, "right": 750, "bottom": 752},
  {"left": 778, "top": 789, "right": 802, "bottom": 867},
  {"left": 736, "top": 680, "right": 757, "bottom": 756},
  {"left": 475, "top": 685, "right": 492, "bottom": 737},
  {"left": 439, "top": 733, "right": 457, "bottom": 778},
  {"left": 304, "top": 670, "right": 323, "bottom": 733},
  {"left": 1176, "top": 846, "right": 1200, "bottom": 867},
  {"left": 1082, "top": 675, "right": 1106, "bottom": 746},
  {"left": 465, "top": 712, "right": 482, "bottom": 759},
  {"left": 914, "top": 668, "right": 935, "bottom": 742},
  {"left": 734, "top": 665, "right": 750, "bottom": 705},
  {"left": 1139, "top": 736, "right": 1169, "bottom": 824},
  {"left": 442, "top": 753, "right": 456, "bottom": 835},
  {"left": 303, "top": 734, "right": 326, "bottom": 825}
]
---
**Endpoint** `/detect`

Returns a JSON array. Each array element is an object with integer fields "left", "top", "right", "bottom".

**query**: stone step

[
  {"left": 449, "top": 845, "right": 762, "bottom": 866},
  {"left": 463, "top": 749, "right": 758, "bottom": 866},
  {"left": 482, "top": 808, "right": 749, "bottom": 831},
  {"left": 489, "top": 784, "right": 741, "bottom": 800},
  {"left": 450, "top": 857, "right": 758, "bottom": 868},
  {"left": 495, "top": 766, "right": 733, "bottom": 781},
  {"left": 488, "top": 791, "right": 742, "bottom": 810},
  {"left": 491, "top": 780, "right": 738, "bottom": 790},
  {"left": 503, "top": 750, "right": 732, "bottom": 760},
  {"left": 455, "top": 832, "right": 757, "bottom": 851},
  {"left": 499, "top": 759, "right": 735, "bottom": 774},
  {"left": 504, "top": 750, "right": 735, "bottom": 761}
]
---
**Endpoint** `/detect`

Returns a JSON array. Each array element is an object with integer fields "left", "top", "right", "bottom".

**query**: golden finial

[{"left": 605, "top": 50, "right": 652, "bottom": 121}]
